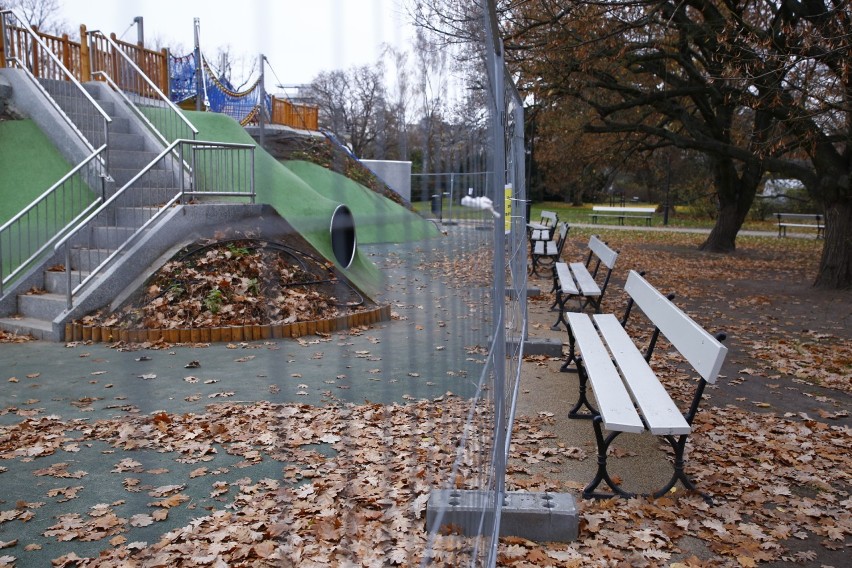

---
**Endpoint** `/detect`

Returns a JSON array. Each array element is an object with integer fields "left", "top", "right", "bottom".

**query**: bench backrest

[
  {"left": 588, "top": 235, "right": 617, "bottom": 269},
  {"left": 624, "top": 270, "right": 728, "bottom": 384},
  {"left": 776, "top": 213, "right": 823, "bottom": 222},
  {"left": 593, "top": 206, "right": 656, "bottom": 213},
  {"left": 540, "top": 210, "right": 558, "bottom": 226}
]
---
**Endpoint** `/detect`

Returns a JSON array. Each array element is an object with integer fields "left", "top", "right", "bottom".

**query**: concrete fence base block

[
  {"left": 520, "top": 337, "right": 564, "bottom": 357},
  {"left": 425, "top": 489, "right": 579, "bottom": 543},
  {"left": 506, "top": 287, "right": 542, "bottom": 299}
]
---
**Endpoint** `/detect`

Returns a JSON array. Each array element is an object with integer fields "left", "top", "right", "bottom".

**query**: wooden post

[
  {"left": 30, "top": 25, "right": 40, "bottom": 78},
  {"left": 61, "top": 33, "right": 72, "bottom": 79},
  {"left": 80, "top": 24, "right": 91, "bottom": 81},
  {"left": 0, "top": 16, "right": 6, "bottom": 68},
  {"left": 110, "top": 33, "right": 120, "bottom": 88},
  {"left": 160, "top": 47, "right": 169, "bottom": 97}
]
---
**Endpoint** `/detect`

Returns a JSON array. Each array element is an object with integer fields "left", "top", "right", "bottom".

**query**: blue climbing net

[{"left": 169, "top": 52, "right": 270, "bottom": 126}]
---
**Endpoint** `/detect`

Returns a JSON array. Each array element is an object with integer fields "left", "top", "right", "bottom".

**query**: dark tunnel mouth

[{"left": 330, "top": 204, "right": 357, "bottom": 269}]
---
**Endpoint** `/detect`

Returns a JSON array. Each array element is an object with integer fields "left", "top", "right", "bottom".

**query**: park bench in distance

[
  {"left": 530, "top": 222, "right": 569, "bottom": 276},
  {"left": 775, "top": 212, "right": 825, "bottom": 238},
  {"left": 550, "top": 235, "right": 617, "bottom": 329},
  {"left": 562, "top": 270, "right": 728, "bottom": 502},
  {"left": 589, "top": 205, "right": 655, "bottom": 226}
]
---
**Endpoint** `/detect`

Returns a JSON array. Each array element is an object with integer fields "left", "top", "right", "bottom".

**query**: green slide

[{"left": 185, "top": 112, "right": 439, "bottom": 294}]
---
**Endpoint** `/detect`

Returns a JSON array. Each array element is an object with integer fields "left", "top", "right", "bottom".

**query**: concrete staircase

[{"left": 0, "top": 81, "right": 180, "bottom": 340}]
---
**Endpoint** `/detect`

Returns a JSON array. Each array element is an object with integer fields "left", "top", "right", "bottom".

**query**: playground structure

[{"left": 0, "top": 17, "right": 318, "bottom": 130}]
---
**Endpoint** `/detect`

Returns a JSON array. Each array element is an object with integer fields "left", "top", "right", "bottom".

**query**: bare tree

[
  {"left": 3, "top": 0, "right": 68, "bottom": 34},
  {"left": 308, "top": 64, "right": 387, "bottom": 159}
]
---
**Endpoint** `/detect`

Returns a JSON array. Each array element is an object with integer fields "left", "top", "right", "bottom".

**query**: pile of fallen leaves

[
  {"left": 1, "top": 389, "right": 848, "bottom": 566},
  {"left": 0, "top": 329, "right": 34, "bottom": 343},
  {"left": 78, "top": 240, "right": 366, "bottom": 330}
]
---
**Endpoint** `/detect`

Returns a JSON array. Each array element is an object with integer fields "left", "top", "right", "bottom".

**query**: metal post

[
  {"left": 258, "top": 54, "right": 265, "bottom": 149},
  {"left": 133, "top": 16, "right": 144, "bottom": 47},
  {"left": 484, "top": 2, "right": 507, "bottom": 564},
  {"left": 448, "top": 173, "right": 454, "bottom": 223},
  {"left": 664, "top": 149, "right": 672, "bottom": 225},
  {"left": 193, "top": 18, "right": 202, "bottom": 111}
]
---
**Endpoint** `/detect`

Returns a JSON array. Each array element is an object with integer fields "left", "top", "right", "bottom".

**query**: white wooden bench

[
  {"left": 530, "top": 222, "right": 569, "bottom": 276},
  {"left": 590, "top": 206, "right": 655, "bottom": 226},
  {"left": 564, "top": 270, "right": 728, "bottom": 502},
  {"left": 550, "top": 235, "right": 617, "bottom": 330},
  {"left": 528, "top": 210, "right": 558, "bottom": 241},
  {"left": 775, "top": 212, "right": 825, "bottom": 238}
]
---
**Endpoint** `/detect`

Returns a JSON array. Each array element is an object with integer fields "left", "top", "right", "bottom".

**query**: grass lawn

[{"left": 412, "top": 197, "right": 779, "bottom": 232}]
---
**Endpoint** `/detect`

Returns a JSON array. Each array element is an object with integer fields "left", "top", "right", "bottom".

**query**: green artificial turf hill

[
  {"left": 0, "top": 119, "right": 94, "bottom": 225},
  {"left": 183, "top": 111, "right": 440, "bottom": 294}
]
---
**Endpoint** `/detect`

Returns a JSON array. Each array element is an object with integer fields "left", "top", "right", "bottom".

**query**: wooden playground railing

[
  {"left": 82, "top": 25, "right": 169, "bottom": 98},
  {"left": 1, "top": 22, "right": 170, "bottom": 95},
  {"left": 271, "top": 96, "right": 319, "bottom": 131}
]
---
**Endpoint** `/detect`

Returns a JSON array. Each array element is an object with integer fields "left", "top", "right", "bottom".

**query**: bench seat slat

[
  {"left": 569, "top": 262, "right": 601, "bottom": 296},
  {"left": 593, "top": 314, "right": 691, "bottom": 436},
  {"left": 566, "top": 313, "right": 645, "bottom": 433},
  {"left": 555, "top": 262, "right": 578, "bottom": 294},
  {"left": 534, "top": 240, "right": 559, "bottom": 255},
  {"left": 531, "top": 229, "right": 551, "bottom": 241}
]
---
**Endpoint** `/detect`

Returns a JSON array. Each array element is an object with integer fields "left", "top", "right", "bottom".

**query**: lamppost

[{"left": 663, "top": 148, "right": 672, "bottom": 225}]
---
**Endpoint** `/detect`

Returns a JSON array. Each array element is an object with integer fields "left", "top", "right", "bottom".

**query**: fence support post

[{"left": 80, "top": 24, "right": 91, "bottom": 82}]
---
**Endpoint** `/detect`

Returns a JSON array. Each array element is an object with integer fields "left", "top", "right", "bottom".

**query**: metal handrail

[
  {"left": 0, "top": 146, "right": 107, "bottom": 296},
  {"left": 55, "top": 139, "right": 255, "bottom": 308},
  {"left": 93, "top": 70, "right": 177, "bottom": 149},
  {"left": 88, "top": 29, "right": 198, "bottom": 139},
  {"left": 1, "top": 9, "right": 111, "bottom": 160}
]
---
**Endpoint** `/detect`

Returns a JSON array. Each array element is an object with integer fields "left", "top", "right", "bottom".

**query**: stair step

[
  {"left": 89, "top": 225, "right": 139, "bottom": 249},
  {"left": 104, "top": 131, "right": 146, "bottom": 151},
  {"left": 44, "top": 269, "right": 90, "bottom": 295},
  {"left": 70, "top": 247, "right": 116, "bottom": 272},
  {"left": 108, "top": 149, "right": 161, "bottom": 170},
  {"left": 115, "top": 206, "right": 160, "bottom": 226},
  {"left": 48, "top": 92, "right": 117, "bottom": 116},
  {"left": 0, "top": 316, "right": 54, "bottom": 340},
  {"left": 17, "top": 291, "right": 66, "bottom": 321},
  {"left": 111, "top": 168, "right": 179, "bottom": 187}
]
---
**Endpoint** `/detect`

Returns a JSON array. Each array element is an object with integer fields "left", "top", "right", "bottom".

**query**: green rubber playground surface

[{"left": 0, "top": 119, "right": 93, "bottom": 225}]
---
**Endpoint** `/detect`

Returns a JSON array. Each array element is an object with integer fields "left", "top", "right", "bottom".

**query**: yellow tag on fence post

[{"left": 504, "top": 184, "right": 512, "bottom": 232}]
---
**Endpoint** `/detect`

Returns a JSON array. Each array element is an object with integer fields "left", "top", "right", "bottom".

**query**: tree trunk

[
  {"left": 813, "top": 200, "right": 852, "bottom": 289},
  {"left": 700, "top": 201, "right": 746, "bottom": 252},
  {"left": 699, "top": 157, "right": 760, "bottom": 253}
]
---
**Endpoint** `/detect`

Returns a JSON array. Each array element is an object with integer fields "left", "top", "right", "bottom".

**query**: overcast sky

[{"left": 55, "top": 0, "right": 413, "bottom": 88}]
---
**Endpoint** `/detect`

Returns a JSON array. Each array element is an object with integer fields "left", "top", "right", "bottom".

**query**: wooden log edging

[{"left": 65, "top": 304, "right": 392, "bottom": 344}]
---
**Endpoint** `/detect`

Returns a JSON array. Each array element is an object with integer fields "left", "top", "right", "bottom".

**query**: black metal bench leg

[
  {"left": 567, "top": 357, "right": 598, "bottom": 418},
  {"left": 551, "top": 292, "right": 571, "bottom": 330},
  {"left": 560, "top": 325, "right": 578, "bottom": 373},
  {"left": 654, "top": 434, "right": 714, "bottom": 504},
  {"left": 583, "top": 416, "right": 634, "bottom": 500}
]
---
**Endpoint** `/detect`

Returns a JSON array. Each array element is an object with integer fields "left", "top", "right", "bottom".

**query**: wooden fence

[
  {"left": 1, "top": 22, "right": 169, "bottom": 94},
  {"left": 271, "top": 96, "right": 319, "bottom": 131}
]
